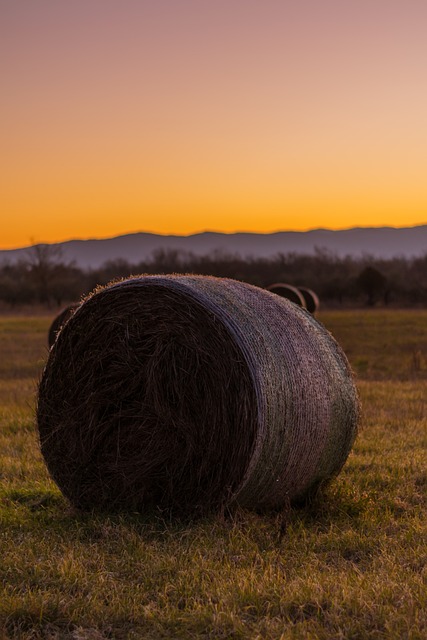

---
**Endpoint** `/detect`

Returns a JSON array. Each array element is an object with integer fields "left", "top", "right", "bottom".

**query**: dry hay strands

[
  {"left": 37, "top": 275, "right": 360, "bottom": 517},
  {"left": 298, "top": 287, "right": 320, "bottom": 314},
  {"left": 267, "top": 282, "right": 307, "bottom": 308},
  {"left": 48, "top": 303, "right": 79, "bottom": 347}
]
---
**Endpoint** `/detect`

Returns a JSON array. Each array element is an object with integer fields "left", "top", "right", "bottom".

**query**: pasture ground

[{"left": 0, "top": 310, "right": 426, "bottom": 639}]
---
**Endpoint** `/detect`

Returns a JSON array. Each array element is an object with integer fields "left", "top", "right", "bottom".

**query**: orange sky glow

[{"left": 1, "top": 0, "right": 427, "bottom": 249}]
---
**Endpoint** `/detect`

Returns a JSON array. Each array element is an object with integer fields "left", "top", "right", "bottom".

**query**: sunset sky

[{"left": 1, "top": 0, "right": 427, "bottom": 249}]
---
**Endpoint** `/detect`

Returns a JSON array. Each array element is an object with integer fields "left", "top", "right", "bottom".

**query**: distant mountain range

[{"left": 1, "top": 226, "right": 427, "bottom": 269}]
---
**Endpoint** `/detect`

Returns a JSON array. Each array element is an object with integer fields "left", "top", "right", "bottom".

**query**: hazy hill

[{"left": 1, "top": 226, "right": 427, "bottom": 269}]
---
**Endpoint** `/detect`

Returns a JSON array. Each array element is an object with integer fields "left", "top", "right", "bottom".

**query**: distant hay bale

[
  {"left": 48, "top": 304, "right": 79, "bottom": 347},
  {"left": 37, "top": 275, "right": 359, "bottom": 517},
  {"left": 266, "top": 283, "right": 306, "bottom": 308},
  {"left": 298, "top": 287, "right": 320, "bottom": 314}
]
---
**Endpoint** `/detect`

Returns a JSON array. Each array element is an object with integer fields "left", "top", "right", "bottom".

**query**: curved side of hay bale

[
  {"left": 37, "top": 276, "right": 359, "bottom": 516},
  {"left": 297, "top": 287, "right": 320, "bottom": 314},
  {"left": 48, "top": 303, "right": 79, "bottom": 347},
  {"left": 266, "top": 282, "right": 306, "bottom": 308}
]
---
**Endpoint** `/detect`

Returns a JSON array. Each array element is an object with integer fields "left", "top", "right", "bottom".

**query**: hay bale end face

[
  {"left": 298, "top": 287, "right": 320, "bottom": 314},
  {"left": 266, "top": 283, "right": 306, "bottom": 308},
  {"left": 37, "top": 275, "right": 360, "bottom": 516},
  {"left": 48, "top": 303, "right": 79, "bottom": 347}
]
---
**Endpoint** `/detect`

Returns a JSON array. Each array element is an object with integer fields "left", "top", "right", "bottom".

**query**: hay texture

[
  {"left": 37, "top": 275, "right": 359, "bottom": 516},
  {"left": 267, "top": 283, "right": 306, "bottom": 308},
  {"left": 298, "top": 287, "right": 320, "bottom": 314},
  {"left": 48, "top": 304, "right": 79, "bottom": 347}
]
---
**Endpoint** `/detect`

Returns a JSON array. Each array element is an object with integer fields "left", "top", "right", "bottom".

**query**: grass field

[{"left": 0, "top": 310, "right": 426, "bottom": 639}]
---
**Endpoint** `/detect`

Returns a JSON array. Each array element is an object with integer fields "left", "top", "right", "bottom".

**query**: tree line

[{"left": 1, "top": 244, "right": 427, "bottom": 308}]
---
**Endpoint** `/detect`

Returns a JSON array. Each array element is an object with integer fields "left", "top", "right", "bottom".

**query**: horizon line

[{"left": 2, "top": 222, "right": 427, "bottom": 252}]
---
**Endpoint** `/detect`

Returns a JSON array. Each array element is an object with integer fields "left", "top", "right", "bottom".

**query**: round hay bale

[
  {"left": 37, "top": 275, "right": 359, "bottom": 516},
  {"left": 267, "top": 283, "right": 306, "bottom": 308},
  {"left": 298, "top": 287, "right": 320, "bottom": 314},
  {"left": 48, "top": 303, "right": 79, "bottom": 348}
]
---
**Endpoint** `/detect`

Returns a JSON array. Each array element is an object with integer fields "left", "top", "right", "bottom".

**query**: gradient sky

[{"left": 1, "top": 0, "right": 427, "bottom": 248}]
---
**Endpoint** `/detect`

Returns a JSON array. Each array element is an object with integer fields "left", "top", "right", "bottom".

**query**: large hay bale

[
  {"left": 267, "top": 283, "right": 306, "bottom": 308},
  {"left": 48, "top": 303, "right": 78, "bottom": 347},
  {"left": 298, "top": 287, "right": 320, "bottom": 314},
  {"left": 37, "top": 275, "right": 359, "bottom": 516}
]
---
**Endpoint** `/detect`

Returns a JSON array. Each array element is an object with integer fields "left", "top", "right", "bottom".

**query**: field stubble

[{"left": 0, "top": 310, "right": 426, "bottom": 639}]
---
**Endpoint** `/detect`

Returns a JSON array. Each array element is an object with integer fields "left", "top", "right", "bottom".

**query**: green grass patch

[
  {"left": 320, "top": 309, "right": 427, "bottom": 380},
  {"left": 0, "top": 312, "right": 426, "bottom": 639}
]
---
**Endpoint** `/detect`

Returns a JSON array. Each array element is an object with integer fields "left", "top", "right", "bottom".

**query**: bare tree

[{"left": 23, "top": 243, "right": 70, "bottom": 305}]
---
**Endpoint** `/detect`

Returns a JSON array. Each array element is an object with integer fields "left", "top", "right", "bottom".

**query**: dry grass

[
  {"left": 0, "top": 310, "right": 426, "bottom": 639},
  {"left": 320, "top": 309, "right": 427, "bottom": 380}
]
